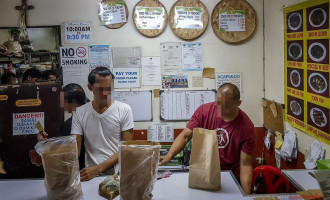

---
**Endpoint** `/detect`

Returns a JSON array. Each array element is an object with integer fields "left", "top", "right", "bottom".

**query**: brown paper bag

[
  {"left": 189, "top": 128, "right": 221, "bottom": 190},
  {"left": 120, "top": 141, "right": 160, "bottom": 200}
]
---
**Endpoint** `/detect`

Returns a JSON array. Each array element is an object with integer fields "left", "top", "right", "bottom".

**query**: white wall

[
  {"left": 264, "top": 0, "right": 330, "bottom": 159},
  {"left": 0, "top": 0, "right": 264, "bottom": 130}
]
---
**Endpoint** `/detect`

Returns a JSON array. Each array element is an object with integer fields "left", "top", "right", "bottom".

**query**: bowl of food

[
  {"left": 290, "top": 70, "right": 301, "bottom": 87},
  {"left": 290, "top": 100, "right": 302, "bottom": 116},
  {"left": 308, "top": 42, "right": 326, "bottom": 62},
  {"left": 309, "top": 8, "right": 327, "bottom": 28},
  {"left": 310, "top": 107, "right": 327, "bottom": 127},
  {"left": 288, "top": 42, "right": 303, "bottom": 60},
  {"left": 308, "top": 72, "right": 327, "bottom": 93},
  {"left": 288, "top": 12, "right": 302, "bottom": 31}
]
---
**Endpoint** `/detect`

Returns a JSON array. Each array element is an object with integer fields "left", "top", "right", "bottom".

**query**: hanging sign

[
  {"left": 219, "top": 10, "right": 246, "bottom": 32},
  {"left": 99, "top": 1, "right": 127, "bottom": 25},
  {"left": 174, "top": 6, "right": 203, "bottom": 29}
]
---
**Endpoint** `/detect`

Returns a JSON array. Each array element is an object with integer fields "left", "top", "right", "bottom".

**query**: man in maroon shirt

[{"left": 160, "top": 83, "right": 255, "bottom": 194}]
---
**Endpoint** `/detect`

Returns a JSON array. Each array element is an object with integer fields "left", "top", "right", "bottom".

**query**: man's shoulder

[
  {"left": 200, "top": 101, "right": 217, "bottom": 109},
  {"left": 113, "top": 100, "right": 132, "bottom": 110},
  {"left": 238, "top": 109, "right": 254, "bottom": 128},
  {"left": 75, "top": 102, "right": 91, "bottom": 114}
]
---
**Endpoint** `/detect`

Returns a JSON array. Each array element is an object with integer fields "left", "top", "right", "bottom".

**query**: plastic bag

[
  {"left": 99, "top": 174, "right": 120, "bottom": 200},
  {"left": 119, "top": 141, "right": 160, "bottom": 200},
  {"left": 35, "top": 135, "right": 83, "bottom": 200}
]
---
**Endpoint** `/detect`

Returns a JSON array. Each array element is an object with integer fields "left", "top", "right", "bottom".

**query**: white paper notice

[
  {"left": 13, "top": 112, "right": 44, "bottom": 135},
  {"left": 141, "top": 57, "right": 161, "bottom": 86},
  {"left": 174, "top": 6, "right": 203, "bottom": 29},
  {"left": 89, "top": 45, "right": 110, "bottom": 67},
  {"left": 112, "top": 47, "right": 141, "bottom": 68},
  {"left": 182, "top": 42, "right": 203, "bottom": 71},
  {"left": 64, "top": 22, "right": 92, "bottom": 44},
  {"left": 60, "top": 46, "right": 89, "bottom": 67},
  {"left": 216, "top": 73, "right": 242, "bottom": 92},
  {"left": 63, "top": 65, "right": 89, "bottom": 87},
  {"left": 98, "top": 1, "right": 126, "bottom": 25},
  {"left": 147, "top": 122, "right": 174, "bottom": 142},
  {"left": 160, "top": 42, "right": 182, "bottom": 75},
  {"left": 135, "top": 7, "right": 165, "bottom": 29},
  {"left": 219, "top": 10, "right": 246, "bottom": 32},
  {"left": 113, "top": 68, "right": 140, "bottom": 88},
  {"left": 192, "top": 76, "right": 203, "bottom": 87}
]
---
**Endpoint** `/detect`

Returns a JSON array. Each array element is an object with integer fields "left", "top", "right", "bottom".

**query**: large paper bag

[
  {"left": 120, "top": 141, "right": 160, "bottom": 200},
  {"left": 189, "top": 128, "right": 221, "bottom": 190}
]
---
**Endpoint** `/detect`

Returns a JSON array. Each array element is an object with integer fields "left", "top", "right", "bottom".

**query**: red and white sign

[{"left": 13, "top": 112, "right": 44, "bottom": 135}]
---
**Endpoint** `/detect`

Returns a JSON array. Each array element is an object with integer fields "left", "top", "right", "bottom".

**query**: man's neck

[
  {"left": 92, "top": 97, "right": 113, "bottom": 114},
  {"left": 222, "top": 108, "right": 240, "bottom": 122}
]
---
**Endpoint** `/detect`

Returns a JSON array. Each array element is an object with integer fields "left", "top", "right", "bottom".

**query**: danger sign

[
  {"left": 60, "top": 46, "right": 89, "bottom": 66},
  {"left": 12, "top": 112, "right": 44, "bottom": 135}
]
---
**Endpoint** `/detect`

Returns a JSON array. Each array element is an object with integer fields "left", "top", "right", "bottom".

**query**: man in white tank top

[{"left": 71, "top": 67, "right": 134, "bottom": 181}]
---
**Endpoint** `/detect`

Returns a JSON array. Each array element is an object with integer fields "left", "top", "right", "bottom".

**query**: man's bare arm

[
  {"left": 240, "top": 151, "right": 253, "bottom": 194},
  {"left": 159, "top": 128, "right": 193, "bottom": 165}
]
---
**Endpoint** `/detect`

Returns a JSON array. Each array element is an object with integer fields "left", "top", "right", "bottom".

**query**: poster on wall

[
  {"left": 182, "top": 42, "right": 203, "bottom": 71},
  {"left": 89, "top": 45, "right": 110, "bottom": 69},
  {"left": 12, "top": 112, "right": 44, "bottom": 135},
  {"left": 162, "top": 75, "right": 188, "bottom": 89},
  {"left": 112, "top": 47, "right": 141, "bottom": 68},
  {"left": 160, "top": 42, "right": 182, "bottom": 75},
  {"left": 113, "top": 68, "right": 140, "bottom": 88},
  {"left": 219, "top": 10, "right": 246, "bottom": 32},
  {"left": 98, "top": 1, "right": 126, "bottom": 25},
  {"left": 215, "top": 72, "right": 242, "bottom": 92},
  {"left": 284, "top": 0, "right": 330, "bottom": 144},
  {"left": 135, "top": 7, "right": 165, "bottom": 29},
  {"left": 173, "top": 6, "right": 203, "bottom": 29},
  {"left": 64, "top": 22, "right": 92, "bottom": 44},
  {"left": 61, "top": 46, "right": 89, "bottom": 87}
]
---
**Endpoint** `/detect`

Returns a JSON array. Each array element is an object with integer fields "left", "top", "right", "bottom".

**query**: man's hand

[
  {"left": 80, "top": 165, "right": 101, "bottom": 181},
  {"left": 37, "top": 131, "right": 48, "bottom": 142},
  {"left": 159, "top": 155, "right": 172, "bottom": 166}
]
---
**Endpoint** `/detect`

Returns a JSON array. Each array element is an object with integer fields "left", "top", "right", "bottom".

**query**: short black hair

[
  {"left": 88, "top": 66, "right": 114, "bottom": 85},
  {"left": 218, "top": 83, "right": 240, "bottom": 101},
  {"left": 62, "top": 83, "right": 88, "bottom": 106},
  {"left": 1, "top": 73, "right": 16, "bottom": 84},
  {"left": 23, "top": 68, "right": 42, "bottom": 81},
  {"left": 42, "top": 70, "right": 57, "bottom": 80}
]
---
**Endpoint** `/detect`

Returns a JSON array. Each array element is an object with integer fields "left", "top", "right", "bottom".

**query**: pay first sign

[{"left": 12, "top": 112, "right": 44, "bottom": 135}]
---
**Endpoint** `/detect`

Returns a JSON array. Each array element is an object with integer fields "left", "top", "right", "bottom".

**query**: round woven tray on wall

[
  {"left": 169, "top": 0, "right": 209, "bottom": 40},
  {"left": 133, "top": 0, "right": 168, "bottom": 38},
  {"left": 211, "top": 0, "right": 256, "bottom": 43},
  {"left": 101, "top": 0, "right": 129, "bottom": 29}
]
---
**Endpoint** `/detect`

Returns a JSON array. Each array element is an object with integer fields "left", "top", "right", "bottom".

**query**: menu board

[{"left": 284, "top": 0, "right": 330, "bottom": 144}]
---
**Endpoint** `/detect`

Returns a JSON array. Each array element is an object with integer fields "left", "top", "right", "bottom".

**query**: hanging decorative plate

[
  {"left": 211, "top": 0, "right": 256, "bottom": 43},
  {"left": 133, "top": 0, "right": 168, "bottom": 38},
  {"left": 98, "top": 0, "right": 129, "bottom": 29},
  {"left": 169, "top": 0, "right": 209, "bottom": 40}
]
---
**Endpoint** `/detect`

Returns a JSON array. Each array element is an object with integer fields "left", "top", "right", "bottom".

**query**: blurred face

[
  {"left": 217, "top": 87, "right": 241, "bottom": 117},
  {"left": 60, "top": 92, "right": 79, "bottom": 113},
  {"left": 8, "top": 76, "right": 18, "bottom": 84},
  {"left": 24, "top": 76, "right": 38, "bottom": 83},
  {"left": 89, "top": 75, "right": 113, "bottom": 100}
]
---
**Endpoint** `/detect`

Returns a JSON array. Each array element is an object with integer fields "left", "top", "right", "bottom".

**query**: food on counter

[
  {"left": 312, "top": 108, "right": 326, "bottom": 127},
  {"left": 99, "top": 174, "right": 120, "bottom": 200},
  {"left": 309, "top": 73, "right": 326, "bottom": 92},
  {"left": 120, "top": 141, "right": 160, "bottom": 200},
  {"left": 35, "top": 136, "right": 83, "bottom": 200}
]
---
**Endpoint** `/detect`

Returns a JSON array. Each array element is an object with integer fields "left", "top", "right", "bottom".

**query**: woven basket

[
  {"left": 169, "top": 0, "right": 209, "bottom": 40},
  {"left": 101, "top": 0, "right": 129, "bottom": 29},
  {"left": 133, "top": 0, "right": 168, "bottom": 38},
  {"left": 211, "top": 0, "right": 256, "bottom": 43}
]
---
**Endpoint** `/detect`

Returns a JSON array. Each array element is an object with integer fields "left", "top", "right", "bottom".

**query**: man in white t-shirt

[{"left": 71, "top": 67, "right": 134, "bottom": 181}]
